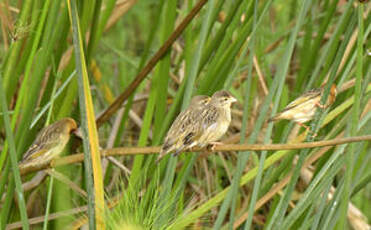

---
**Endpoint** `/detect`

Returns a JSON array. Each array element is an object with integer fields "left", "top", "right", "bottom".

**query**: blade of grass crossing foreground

[
  {"left": 153, "top": 0, "right": 177, "bottom": 143},
  {"left": 43, "top": 62, "right": 63, "bottom": 230},
  {"left": 129, "top": 0, "right": 166, "bottom": 182},
  {"left": 159, "top": 1, "right": 217, "bottom": 225},
  {"left": 212, "top": 0, "right": 282, "bottom": 227},
  {"left": 161, "top": 0, "right": 217, "bottom": 187},
  {"left": 241, "top": 2, "right": 271, "bottom": 228},
  {"left": 337, "top": 3, "right": 364, "bottom": 229},
  {"left": 238, "top": 2, "right": 286, "bottom": 227},
  {"left": 152, "top": 2, "right": 178, "bottom": 223},
  {"left": 30, "top": 71, "right": 76, "bottom": 128},
  {"left": 67, "top": 0, "right": 105, "bottom": 229},
  {"left": 164, "top": 0, "right": 219, "bottom": 207},
  {"left": 267, "top": 6, "right": 356, "bottom": 228},
  {"left": 264, "top": 0, "right": 314, "bottom": 227},
  {"left": 311, "top": 16, "right": 357, "bottom": 228},
  {"left": 0, "top": 75, "right": 29, "bottom": 230},
  {"left": 224, "top": 0, "right": 258, "bottom": 227}
]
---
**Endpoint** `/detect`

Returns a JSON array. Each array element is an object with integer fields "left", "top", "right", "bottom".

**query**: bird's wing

[
  {"left": 179, "top": 108, "right": 211, "bottom": 151},
  {"left": 282, "top": 89, "right": 321, "bottom": 112},
  {"left": 21, "top": 141, "right": 59, "bottom": 162},
  {"left": 201, "top": 106, "right": 219, "bottom": 130},
  {"left": 21, "top": 126, "right": 60, "bottom": 162},
  {"left": 161, "top": 110, "right": 190, "bottom": 152}
]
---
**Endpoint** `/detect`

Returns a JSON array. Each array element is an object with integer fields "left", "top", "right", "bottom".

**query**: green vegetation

[{"left": 0, "top": 0, "right": 369, "bottom": 229}]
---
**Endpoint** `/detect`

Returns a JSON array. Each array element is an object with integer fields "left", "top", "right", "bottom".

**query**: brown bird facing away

[
  {"left": 157, "top": 95, "right": 211, "bottom": 163},
  {"left": 19, "top": 118, "right": 78, "bottom": 169},
  {"left": 268, "top": 84, "right": 337, "bottom": 132},
  {"left": 197, "top": 90, "right": 237, "bottom": 150}
]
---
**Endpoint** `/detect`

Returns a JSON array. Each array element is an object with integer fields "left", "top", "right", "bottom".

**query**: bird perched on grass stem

[
  {"left": 157, "top": 95, "right": 211, "bottom": 163},
  {"left": 197, "top": 90, "right": 237, "bottom": 150},
  {"left": 268, "top": 84, "right": 337, "bottom": 133},
  {"left": 19, "top": 118, "right": 78, "bottom": 169}
]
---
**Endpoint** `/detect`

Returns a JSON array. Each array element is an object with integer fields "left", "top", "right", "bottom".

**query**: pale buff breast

[
  {"left": 199, "top": 107, "right": 231, "bottom": 145},
  {"left": 45, "top": 133, "right": 70, "bottom": 161}
]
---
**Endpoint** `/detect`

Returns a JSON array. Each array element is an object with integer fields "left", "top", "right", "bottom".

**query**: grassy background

[{"left": 0, "top": 0, "right": 370, "bottom": 229}]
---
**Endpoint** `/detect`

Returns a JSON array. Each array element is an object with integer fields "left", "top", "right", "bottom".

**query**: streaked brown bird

[
  {"left": 268, "top": 84, "right": 337, "bottom": 132},
  {"left": 197, "top": 90, "right": 237, "bottom": 149},
  {"left": 157, "top": 95, "right": 210, "bottom": 163},
  {"left": 19, "top": 118, "right": 78, "bottom": 169}
]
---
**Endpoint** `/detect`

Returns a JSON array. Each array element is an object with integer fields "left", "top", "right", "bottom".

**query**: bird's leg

[
  {"left": 207, "top": 142, "right": 223, "bottom": 151},
  {"left": 314, "top": 101, "right": 326, "bottom": 109},
  {"left": 297, "top": 122, "right": 317, "bottom": 138},
  {"left": 297, "top": 122, "right": 310, "bottom": 132}
]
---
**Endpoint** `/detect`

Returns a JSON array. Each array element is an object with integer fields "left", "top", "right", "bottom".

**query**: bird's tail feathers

[
  {"left": 156, "top": 148, "right": 169, "bottom": 164},
  {"left": 156, "top": 145, "right": 185, "bottom": 163},
  {"left": 156, "top": 141, "right": 176, "bottom": 163},
  {"left": 172, "top": 148, "right": 184, "bottom": 157}
]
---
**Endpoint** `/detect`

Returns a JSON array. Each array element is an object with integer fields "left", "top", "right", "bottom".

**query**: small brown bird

[
  {"left": 19, "top": 118, "right": 78, "bottom": 168},
  {"left": 157, "top": 95, "right": 211, "bottom": 163},
  {"left": 197, "top": 90, "right": 237, "bottom": 149},
  {"left": 268, "top": 84, "right": 337, "bottom": 132}
]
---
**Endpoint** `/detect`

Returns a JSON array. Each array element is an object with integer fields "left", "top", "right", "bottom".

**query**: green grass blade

[
  {"left": 268, "top": 10, "right": 356, "bottom": 228},
  {"left": 42, "top": 60, "right": 63, "bottom": 230},
  {"left": 86, "top": 0, "right": 103, "bottom": 63},
  {"left": 0, "top": 75, "right": 29, "bottom": 230},
  {"left": 1, "top": 0, "right": 33, "bottom": 102},
  {"left": 338, "top": 2, "right": 364, "bottom": 229},
  {"left": 68, "top": 0, "right": 105, "bottom": 228}
]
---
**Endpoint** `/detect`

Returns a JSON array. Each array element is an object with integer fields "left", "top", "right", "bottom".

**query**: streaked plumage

[
  {"left": 268, "top": 84, "right": 337, "bottom": 130},
  {"left": 197, "top": 90, "right": 237, "bottom": 149},
  {"left": 19, "top": 118, "right": 78, "bottom": 168},
  {"left": 157, "top": 95, "right": 210, "bottom": 162}
]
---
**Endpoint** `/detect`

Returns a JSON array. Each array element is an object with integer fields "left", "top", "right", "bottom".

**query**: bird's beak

[
  {"left": 73, "top": 128, "right": 83, "bottom": 139},
  {"left": 229, "top": 96, "right": 237, "bottom": 103}
]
